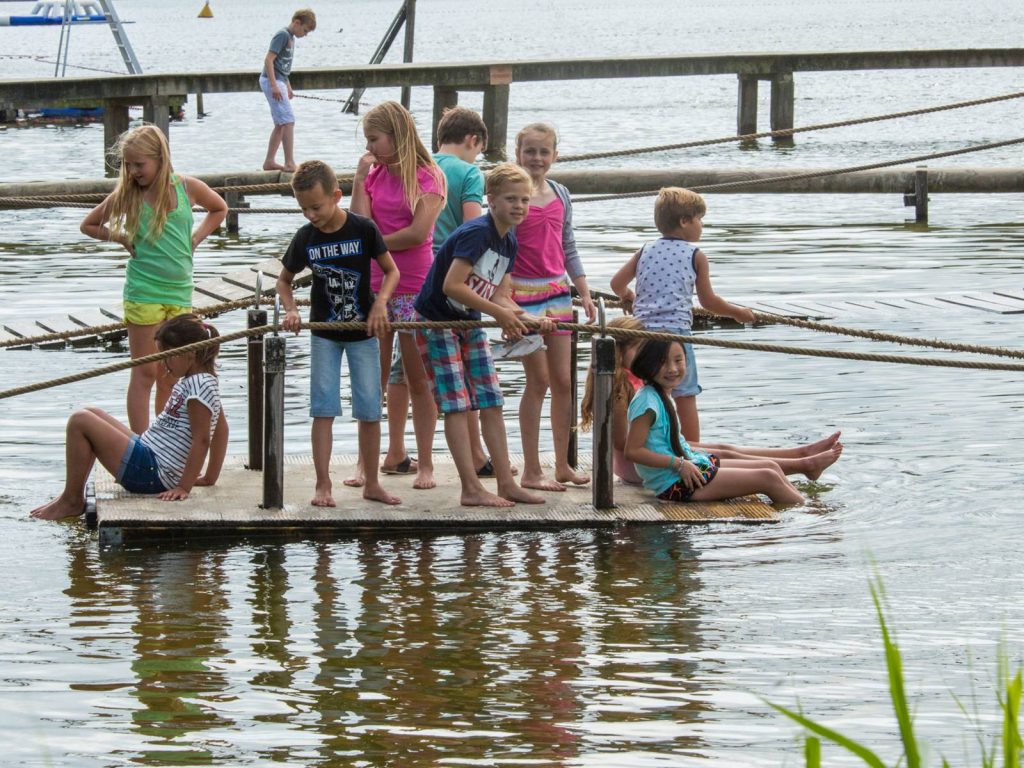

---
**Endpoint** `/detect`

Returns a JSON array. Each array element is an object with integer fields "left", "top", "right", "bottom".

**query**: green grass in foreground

[{"left": 768, "top": 574, "right": 1022, "bottom": 767}]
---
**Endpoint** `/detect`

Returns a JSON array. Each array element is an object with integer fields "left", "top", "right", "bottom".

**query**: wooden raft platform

[{"left": 92, "top": 452, "right": 778, "bottom": 545}]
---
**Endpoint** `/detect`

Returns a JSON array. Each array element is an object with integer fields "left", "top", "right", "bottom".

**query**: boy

[
  {"left": 413, "top": 163, "right": 553, "bottom": 508},
  {"left": 260, "top": 8, "right": 316, "bottom": 173},
  {"left": 277, "top": 160, "right": 401, "bottom": 507},
  {"left": 610, "top": 187, "right": 755, "bottom": 443}
]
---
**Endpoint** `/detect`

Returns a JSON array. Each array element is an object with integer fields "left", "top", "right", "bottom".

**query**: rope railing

[{"left": 3, "top": 319, "right": 1023, "bottom": 402}]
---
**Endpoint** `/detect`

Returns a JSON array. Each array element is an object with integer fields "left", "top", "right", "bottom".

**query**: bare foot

[
  {"left": 413, "top": 468, "right": 436, "bottom": 490},
  {"left": 363, "top": 483, "right": 401, "bottom": 506},
  {"left": 461, "top": 488, "right": 515, "bottom": 507},
  {"left": 803, "top": 442, "right": 844, "bottom": 481},
  {"left": 282, "top": 163, "right": 297, "bottom": 173},
  {"left": 499, "top": 483, "right": 546, "bottom": 505},
  {"left": 30, "top": 495, "right": 85, "bottom": 520},
  {"left": 520, "top": 472, "right": 566, "bottom": 492},
  {"left": 312, "top": 483, "right": 336, "bottom": 507},
  {"left": 800, "top": 431, "right": 842, "bottom": 457},
  {"left": 343, "top": 466, "right": 365, "bottom": 488},
  {"left": 555, "top": 468, "right": 591, "bottom": 486},
  {"left": 263, "top": 161, "right": 288, "bottom": 172}
]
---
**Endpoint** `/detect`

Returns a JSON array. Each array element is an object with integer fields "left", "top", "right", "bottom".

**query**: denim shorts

[
  {"left": 116, "top": 436, "right": 167, "bottom": 494},
  {"left": 259, "top": 74, "right": 295, "bottom": 125},
  {"left": 656, "top": 326, "right": 702, "bottom": 398},
  {"left": 310, "top": 334, "right": 382, "bottom": 421}
]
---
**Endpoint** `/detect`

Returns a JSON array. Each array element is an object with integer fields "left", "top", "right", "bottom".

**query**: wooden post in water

[
  {"left": 400, "top": 0, "right": 416, "bottom": 109},
  {"left": 195, "top": 91, "right": 205, "bottom": 118},
  {"left": 770, "top": 72, "right": 795, "bottom": 143},
  {"left": 737, "top": 74, "right": 758, "bottom": 136},
  {"left": 103, "top": 101, "right": 130, "bottom": 177},
  {"left": 591, "top": 315, "right": 616, "bottom": 510},
  {"left": 431, "top": 86, "right": 459, "bottom": 152},
  {"left": 568, "top": 307, "right": 579, "bottom": 470},
  {"left": 262, "top": 302, "right": 286, "bottom": 509},
  {"left": 247, "top": 295, "right": 267, "bottom": 470},
  {"left": 482, "top": 65, "right": 512, "bottom": 160},
  {"left": 905, "top": 165, "right": 929, "bottom": 224},
  {"left": 225, "top": 177, "right": 241, "bottom": 234},
  {"left": 143, "top": 95, "right": 170, "bottom": 140}
]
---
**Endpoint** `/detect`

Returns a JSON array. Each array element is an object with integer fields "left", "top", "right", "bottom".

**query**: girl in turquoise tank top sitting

[{"left": 81, "top": 124, "right": 227, "bottom": 433}]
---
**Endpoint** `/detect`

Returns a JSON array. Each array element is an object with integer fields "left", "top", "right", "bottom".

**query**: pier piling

[
  {"left": 247, "top": 303, "right": 267, "bottom": 471},
  {"left": 591, "top": 331, "right": 616, "bottom": 510},
  {"left": 262, "top": 325, "right": 286, "bottom": 509}
]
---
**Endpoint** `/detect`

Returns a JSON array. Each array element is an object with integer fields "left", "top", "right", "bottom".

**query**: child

[
  {"left": 350, "top": 100, "right": 445, "bottom": 491},
  {"left": 31, "top": 314, "right": 229, "bottom": 520},
  {"left": 260, "top": 8, "right": 317, "bottom": 172},
  {"left": 610, "top": 187, "right": 754, "bottom": 443},
  {"left": 624, "top": 338, "right": 805, "bottom": 506},
  {"left": 81, "top": 124, "right": 228, "bottom": 434},
  {"left": 413, "top": 163, "right": 552, "bottom": 508},
  {"left": 512, "top": 123, "right": 597, "bottom": 491},
  {"left": 580, "top": 316, "right": 843, "bottom": 485},
  {"left": 277, "top": 160, "right": 401, "bottom": 507}
]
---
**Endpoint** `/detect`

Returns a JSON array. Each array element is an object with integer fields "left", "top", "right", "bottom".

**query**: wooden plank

[
  {"left": 30, "top": 317, "right": 78, "bottom": 348},
  {"left": 193, "top": 278, "right": 253, "bottom": 302},
  {"left": 992, "top": 288, "right": 1024, "bottom": 304},
  {"left": 0, "top": 327, "right": 31, "bottom": 349},
  {"left": 67, "top": 308, "right": 127, "bottom": 341},
  {"left": 221, "top": 269, "right": 263, "bottom": 292},
  {"left": 252, "top": 258, "right": 312, "bottom": 287},
  {"left": 900, "top": 296, "right": 960, "bottom": 311},
  {"left": 934, "top": 294, "right": 1024, "bottom": 314},
  {"left": 746, "top": 301, "right": 811, "bottom": 319},
  {"left": 3, "top": 320, "right": 47, "bottom": 341},
  {"left": 961, "top": 293, "right": 1024, "bottom": 313}
]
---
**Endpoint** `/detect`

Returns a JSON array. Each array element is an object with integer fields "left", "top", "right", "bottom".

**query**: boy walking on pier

[
  {"left": 277, "top": 160, "right": 402, "bottom": 507},
  {"left": 413, "top": 163, "right": 553, "bottom": 508},
  {"left": 260, "top": 8, "right": 316, "bottom": 172}
]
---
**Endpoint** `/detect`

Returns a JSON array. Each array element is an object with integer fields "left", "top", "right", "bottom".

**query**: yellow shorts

[{"left": 123, "top": 301, "right": 192, "bottom": 326}]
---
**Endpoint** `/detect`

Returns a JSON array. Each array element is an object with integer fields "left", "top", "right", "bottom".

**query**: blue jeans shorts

[
  {"left": 657, "top": 327, "right": 702, "bottom": 398},
  {"left": 259, "top": 74, "right": 295, "bottom": 125},
  {"left": 116, "top": 436, "right": 167, "bottom": 494},
  {"left": 310, "top": 334, "right": 382, "bottom": 421}
]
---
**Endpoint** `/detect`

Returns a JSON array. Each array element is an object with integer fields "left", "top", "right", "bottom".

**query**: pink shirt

[
  {"left": 365, "top": 163, "right": 444, "bottom": 294},
  {"left": 511, "top": 196, "right": 566, "bottom": 279}
]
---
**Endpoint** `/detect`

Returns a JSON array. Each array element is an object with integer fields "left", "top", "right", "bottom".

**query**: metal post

[
  {"left": 568, "top": 307, "right": 579, "bottom": 470},
  {"left": 262, "top": 297, "right": 285, "bottom": 509},
  {"left": 400, "top": 0, "right": 416, "bottom": 109},
  {"left": 247, "top": 274, "right": 267, "bottom": 470},
  {"left": 592, "top": 299, "right": 615, "bottom": 509}
]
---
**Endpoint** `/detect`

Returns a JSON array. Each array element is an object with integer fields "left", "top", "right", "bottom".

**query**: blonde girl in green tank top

[{"left": 81, "top": 124, "right": 227, "bottom": 433}]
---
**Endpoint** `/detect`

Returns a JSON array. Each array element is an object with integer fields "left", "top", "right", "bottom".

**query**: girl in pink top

[
  {"left": 512, "top": 123, "right": 597, "bottom": 491},
  {"left": 350, "top": 101, "right": 446, "bottom": 490}
]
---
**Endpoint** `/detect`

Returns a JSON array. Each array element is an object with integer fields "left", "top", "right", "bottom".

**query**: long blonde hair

[
  {"left": 105, "top": 124, "right": 175, "bottom": 246},
  {"left": 579, "top": 316, "right": 645, "bottom": 431},
  {"left": 362, "top": 101, "right": 445, "bottom": 210}
]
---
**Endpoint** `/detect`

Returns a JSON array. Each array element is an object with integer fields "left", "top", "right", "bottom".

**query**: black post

[
  {"left": 568, "top": 307, "right": 579, "bottom": 470},
  {"left": 400, "top": 0, "right": 416, "bottom": 109},
  {"left": 247, "top": 307, "right": 267, "bottom": 470},
  {"left": 262, "top": 333, "right": 286, "bottom": 509},
  {"left": 591, "top": 333, "right": 616, "bottom": 509}
]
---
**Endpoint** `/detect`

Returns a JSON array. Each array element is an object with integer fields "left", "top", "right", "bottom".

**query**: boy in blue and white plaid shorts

[{"left": 414, "top": 164, "right": 555, "bottom": 508}]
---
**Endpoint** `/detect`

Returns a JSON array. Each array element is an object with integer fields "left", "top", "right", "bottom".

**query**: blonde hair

[
  {"left": 515, "top": 122, "right": 559, "bottom": 150},
  {"left": 105, "top": 124, "right": 174, "bottom": 246},
  {"left": 362, "top": 101, "right": 445, "bottom": 210},
  {"left": 292, "top": 8, "right": 316, "bottom": 29},
  {"left": 484, "top": 162, "right": 531, "bottom": 196},
  {"left": 579, "top": 316, "right": 646, "bottom": 431},
  {"left": 291, "top": 159, "right": 338, "bottom": 196},
  {"left": 654, "top": 187, "right": 706, "bottom": 235}
]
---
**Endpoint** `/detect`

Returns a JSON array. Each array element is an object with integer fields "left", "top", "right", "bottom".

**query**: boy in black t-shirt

[{"left": 278, "top": 160, "right": 401, "bottom": 507}]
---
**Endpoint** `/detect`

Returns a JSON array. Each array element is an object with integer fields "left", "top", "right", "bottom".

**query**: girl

[
  {"left": 581, "top": 317, "right": 843, "bottom": 485},
  {"left": 624, "top": 337, "right": 834, "bottom": 506},
  {"left": 512, "top": 123, "right": 597, "bottom": 491},
  {"left": 31, "top": 314, "right": 229, "bottom": 521},
  {"left": 350, "top": 101, "right": 445, "bottom": 491},
  {"left": 81, "top": 124, "right": 228, "bottom": 434}
]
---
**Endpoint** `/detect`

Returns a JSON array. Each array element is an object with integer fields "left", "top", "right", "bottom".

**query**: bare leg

[
  {"left": 518, "top": 347, "right": 564, "bottom": 491},
  {"left": 674, "top": 394, "right": 700, "bottom": 443},
  {"left": 31, "top": 408, "right": 133, "bottom": 520},
  {"left": 359, "top": 420, "right": 400, "bottom": 505},
  {"left": 696, "top": 431, "right": 842, "bottom": 460},
  {"left": 445, "top": 411, "right": 513, "bottom": 507},
  {"left": 467, "top": 411, "right": 489, "bottom": 470},
  {"left": 705, "top": 444, "right": 843, "bottom": 480},
  {"left": 263, "top": 124, "right": 287, "bottom": 171},
  {"left": 399, "top": 332, "right": 436, "bottom": 490},
  {"left": 546, "top": 335, "right": 589, "bottom": 485},
  {"left": 479, "top": 406, "right": 545, "bottom": 504},
  {"left": 280, "top": 121, "right": 296, "bottom": 172},
  {"left": 126, "top": 322, "right": 162, "bottom": 434},
  {"left": 379, "top": 331, "right": 409, "bottom": 471},
  {"left": 688, "top": 465, "right": 803, "bottom": 506},
  {"left": 311, "top": 417, "right": 336, "bottom": 507}
]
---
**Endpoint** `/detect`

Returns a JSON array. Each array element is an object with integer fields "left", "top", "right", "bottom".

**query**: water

[{"left": 2, "top": 0, "right": 1024, "bottom": 764}]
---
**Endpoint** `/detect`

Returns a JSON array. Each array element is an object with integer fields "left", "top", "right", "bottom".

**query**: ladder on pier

[
  {"left": 341, "top": 1, "right": 408, "bottom": 114},
  {"left": 53, "top": 0, "right": 141, "bottom": 76}
]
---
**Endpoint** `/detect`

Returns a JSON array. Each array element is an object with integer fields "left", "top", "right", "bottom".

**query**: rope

[
  {"left": 4, "top": 320, "right": 1023, "bottom": 401},
  {"left": 571, "top": 135, "right": 1024, "bottom": 202},
  {"left": 557, "top": 90, "right": 1024, "bottom": 163}
]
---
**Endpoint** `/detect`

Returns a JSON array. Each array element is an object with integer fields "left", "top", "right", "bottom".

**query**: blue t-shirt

[
  {"left": 432, "top": 153, "right": 484, "bottom": 255},
  {"left": 415, "top": 213, "right": 517, "bottom": 322},
  {"left": 626, "top": 384, "right": 714, "bottom": 493},
  {"left": 267, "top": 28, "right": 295, "bottom": 80}
]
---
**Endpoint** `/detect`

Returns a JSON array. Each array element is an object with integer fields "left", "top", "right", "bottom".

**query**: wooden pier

[{"left": 90, "top": 453, "right": 779, "bottom": 546}]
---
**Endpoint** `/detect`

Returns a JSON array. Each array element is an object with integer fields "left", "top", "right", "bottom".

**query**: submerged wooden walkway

[{"left": 90, "top": 453, "right": 779, "bottom": 546}]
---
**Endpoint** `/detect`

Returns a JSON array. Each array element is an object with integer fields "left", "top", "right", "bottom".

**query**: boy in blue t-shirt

[
  {"left": 260, "top": 8, "right": 316, "bottom": 172},
  {"left": 413, "top": 164, "right": 554, "bottom": 508},
  {"left": 277, "top": 160, "right": 402, "bottom": 508}
]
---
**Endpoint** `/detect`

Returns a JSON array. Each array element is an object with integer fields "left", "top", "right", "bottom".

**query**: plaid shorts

[{"left": 415, "top": 322, "right": 503, "bottom": 414}]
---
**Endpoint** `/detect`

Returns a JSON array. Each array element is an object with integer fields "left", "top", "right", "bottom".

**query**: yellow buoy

[{"left": 198, "top": 2, "right": 213, "bottom": 18}]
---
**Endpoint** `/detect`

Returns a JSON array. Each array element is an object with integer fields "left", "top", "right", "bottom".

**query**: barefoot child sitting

[
  {"left": 625, "top": 338, "right": 811, "bottom": 506},
  {"left": 277, "top": 160, "right": 402, "bottom": 507},
  {"left": 31, "top": 314, "right": 228, "bottom": 520},
  {"left": 413, "top": 163, "right": 553, "bottom": 508}
]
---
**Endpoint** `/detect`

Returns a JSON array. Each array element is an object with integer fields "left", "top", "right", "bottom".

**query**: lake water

[{"left": 1, "top": 0, "right": 1023, "bottom": 765}]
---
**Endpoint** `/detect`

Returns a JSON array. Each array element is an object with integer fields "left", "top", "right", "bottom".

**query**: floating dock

[{"left": 91, "top": 453, "right": 779, "bottom": 546}]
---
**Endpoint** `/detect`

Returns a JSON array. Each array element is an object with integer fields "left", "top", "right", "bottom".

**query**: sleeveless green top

[{"left": 123, "top": 174, "right": 194, "bottom": 307}]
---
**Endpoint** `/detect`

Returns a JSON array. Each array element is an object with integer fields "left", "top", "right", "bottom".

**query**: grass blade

[
  {"left": 1003, "top": 670, "right": 1022, "bottom": 768},
  {"left": 767, "top": 700, "right": 888, "bottom": 768},
  {"left": 804, "top": 735, "right": 822, "bottom": 768}
]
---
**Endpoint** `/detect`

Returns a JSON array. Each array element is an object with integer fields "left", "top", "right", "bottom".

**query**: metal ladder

[{"left": 54, "top": 0, "right": 142, "bottom": 76}]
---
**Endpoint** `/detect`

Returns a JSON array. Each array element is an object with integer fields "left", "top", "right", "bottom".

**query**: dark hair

[
  {"left": 154, "top": 313, "right": 220, "bottom": 375},
  {"left": 436, "top": 106, "right": 488, "bottom": 147},
  {"left": 628, "top": 339, "right": 685, "bottom": 457}
]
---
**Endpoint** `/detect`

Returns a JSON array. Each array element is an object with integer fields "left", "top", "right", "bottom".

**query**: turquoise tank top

[{"left": 123, "top": 174, "right": 194, "bottom": 307}]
